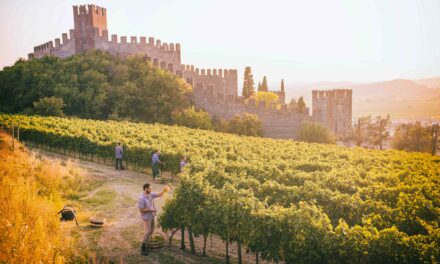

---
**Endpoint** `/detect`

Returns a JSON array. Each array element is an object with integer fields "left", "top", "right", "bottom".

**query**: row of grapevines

[{"left": 1, "top": 114, "right": 439, "bottom": 263}]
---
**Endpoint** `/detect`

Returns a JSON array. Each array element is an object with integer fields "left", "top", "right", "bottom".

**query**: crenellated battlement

[
  {"left": 73, "top": 4, "right": 106, "bottom": 17},
  {"left": 181, "top": 64, "right": 237, "bottom": 78},
  {"left": 103, "top": 33, "right": 180, "bottom": 52},
  {"left": 29, "top": 30, "right": 76, "bottom": 59},
  {"left": 312, "top": 89, "right": 352, "bottom": 100}
]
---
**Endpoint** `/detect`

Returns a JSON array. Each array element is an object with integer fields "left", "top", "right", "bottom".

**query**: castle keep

[{"left": 28, "top": 4, "right": 352, "bottom": 139}]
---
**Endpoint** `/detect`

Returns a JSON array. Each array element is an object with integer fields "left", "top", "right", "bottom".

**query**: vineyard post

[
  {"left": 11, "top": 121, "right": 15, "bottom": 150},
  {"left": 17, "top": 121, "right": 20, "bottom": 142}
]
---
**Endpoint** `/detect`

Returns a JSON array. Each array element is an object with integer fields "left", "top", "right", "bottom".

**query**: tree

[
  {"left": 33, "top": 97, "right": 65, "bottom": 117},
  {"left": 257, "top": 82, "right": 261, "bottom": 92},
  {"left": 227, "top": 113, "right": 263, "bottom": 137},
  {"left": 255, "top": 92, "right": 278, "bottom": 108},
  {"left": 288, "top": 98, "right": 297, "bottom": 111},
  {"left": 297, "top": 96, "right": 306, "bottom": 113},
  {"left": 242, "top": 66, "right": 255, "bottom": 99},
  {"left": 392, "top": 122, "right": 432, "bottom": 153},
  {"left": 369, "top": 115, "right": 391, "bottom": 150},
  {"left": 350, "top": 116, "right": 372, "bottom": 147},
  {"left": 172, "top": 107, "right": 214, "bottom": 130},
  {"left": 431, "top": 123, "right": 439, "bottom": 155},
  {"left": 0, "top": 50, "right": 192, "bottom": 124},
  {"left": 280, "top": 79, "right": 285, "bottom": 92},
  {"left": 260, "top": 76, "right": 268, "bottom": 92},
  {"left": 297, "top": 121, "right": 336, "bottom": 144}
]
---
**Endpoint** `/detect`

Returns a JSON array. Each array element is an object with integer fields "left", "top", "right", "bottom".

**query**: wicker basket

[
  {"left": 90, "top": 211, "right": 106, "bottom": 227},
  {"left": 148, "top": 232, "right": 165, "bottom": 249}
]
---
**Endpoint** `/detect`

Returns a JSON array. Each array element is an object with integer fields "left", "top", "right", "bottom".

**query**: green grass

[
  {"left": 81, "top": 188, "right": 117, "bottom": 207},
  {"left": 121, "top": 224, "right": 142, "bottom": 249}
]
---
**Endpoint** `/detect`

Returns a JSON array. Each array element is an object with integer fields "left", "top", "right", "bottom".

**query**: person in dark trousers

[
  {"left": 115, "top": 142, "right": 123, "bottom": 170},
  {"left": 138, "top": 183, "right": 168, "bottom": 255},
  {"left": 151, "top": 150, "right": 164, "bottom": 179}
]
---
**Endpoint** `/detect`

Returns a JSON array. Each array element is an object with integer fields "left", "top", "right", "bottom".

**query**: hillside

[
  {"left": 415, "top": 77, "right": 440, "bottom": 88},
  {"left": 1, "top": 114, "right": 439, "bottom": 263},
  {"left": 0, "top": 132, "right": 93, "bottom": 263}
]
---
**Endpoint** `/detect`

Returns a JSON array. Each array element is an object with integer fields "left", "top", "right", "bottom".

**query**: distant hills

[{"left": 287, "top": 77, "right": 440, "bottom": 120}]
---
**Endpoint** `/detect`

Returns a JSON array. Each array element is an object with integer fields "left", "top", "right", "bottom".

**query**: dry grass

[{"left": 0, "top": 133, "right": 93, "bottom": 263}]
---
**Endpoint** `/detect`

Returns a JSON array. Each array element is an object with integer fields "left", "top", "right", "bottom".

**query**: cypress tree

[{"left": 242, "top": 66, "right": 254, "bottom": 99}]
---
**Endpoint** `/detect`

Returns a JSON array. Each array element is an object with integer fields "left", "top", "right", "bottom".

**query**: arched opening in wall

[
  {"left": 168, "top": 63, "right": 173, "bottom": 72},
  {"left": 153, "top": 58, "right": 159, "bottom": 67},
  {"left": 196, "top": 82, "right": 204, "bottom": 92}
]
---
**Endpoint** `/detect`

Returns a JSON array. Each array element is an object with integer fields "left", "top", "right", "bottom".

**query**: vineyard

[{"left": 1, "top": 114, "right": 439, "bottom": 264}]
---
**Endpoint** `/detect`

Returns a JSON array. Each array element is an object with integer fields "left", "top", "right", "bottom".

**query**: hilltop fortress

[{"left": 28, "top": 4, "right": 352, "bottom": 139}]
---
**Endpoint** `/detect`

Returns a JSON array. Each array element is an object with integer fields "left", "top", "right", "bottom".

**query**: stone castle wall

[
  {"left": 182, "top": 64, "right": 238, "bottom": 101},
  {"left": 27, "top": 4, "right": 352, "bottom": 139},
  {"left": 192, "top": 91, "right": 310, "bottom": 139}
]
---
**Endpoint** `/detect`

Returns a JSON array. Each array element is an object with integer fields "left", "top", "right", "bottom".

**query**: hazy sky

[{"left": 1, "top": 0, "right": 440, "bottom": 88}]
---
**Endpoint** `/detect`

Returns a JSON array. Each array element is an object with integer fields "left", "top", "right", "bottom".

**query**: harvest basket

[
  {"left": 90, "top": 211, "right": 106, "bottom": 227},
  {"left": 148, "top": 232, "right": 165, "bottom": 249}
]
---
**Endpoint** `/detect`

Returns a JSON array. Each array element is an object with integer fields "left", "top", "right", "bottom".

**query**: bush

[
  {"left": 172, "top": 107, "right": 214, "bottom": 130},
  {"left": 33, "top": 96, "right": 65, "bottom": 117},
  {"left": 297, "top": 121, "right": 335, "bottom": 144},
  {"left": 227, "top": 113, "right": 263, "bottom": 137}
]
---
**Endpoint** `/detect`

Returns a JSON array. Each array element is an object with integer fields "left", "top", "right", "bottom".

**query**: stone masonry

[{"left": 27, "top": 4, "right": 352, "bottom": 139}]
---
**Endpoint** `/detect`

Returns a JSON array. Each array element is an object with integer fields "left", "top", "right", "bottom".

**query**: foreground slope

[{"left": 1, "top": 114, "right": 439, "bottom": 263}]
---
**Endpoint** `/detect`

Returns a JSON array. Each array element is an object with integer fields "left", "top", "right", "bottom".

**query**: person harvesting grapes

[
  {"left": 151, "top": 150, "right": 165, "bottom": 180},
  {"left": 138, "top": 183, "right": 170, "bottom": 255},
  {"left": 115, "top": 142, "right": 123, "bottom": 170}
]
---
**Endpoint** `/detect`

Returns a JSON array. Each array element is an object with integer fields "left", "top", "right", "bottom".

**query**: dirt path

[{"left": 32, "top": 148, "right": 271, "bottom": 264}]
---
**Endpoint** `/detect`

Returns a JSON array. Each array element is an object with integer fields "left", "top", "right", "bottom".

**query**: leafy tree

[
  {"left": 350, "top": 116, "right": 372, "bottom": 147},
  {"left": 242, "top": 66, "right": 255, "bottom": 99},
  {"left": 227, "top": 113, "right": 263, "bottom": 136},
  {"left": 172, "top": 107, "right": 214, "bottom": 130},
  {"left": 0, "top": 50, "right": 192, "bottom": 124},
  {"left": 297, "top": 96, "right": 307, "bottom": 113},
  {"left": 392, "top": 122, "right": 432, "bottom": 153},
  {"left": 431, "top": 123, "right": 439, "bottom": 155},
  {"left": 33, "top": 96, "right": 65, "bottom": 117},
  {"left": 297, "top": 121, "right": 335, "bottom": 144},
  {"left": 255, "top": 91, "right": 278, "bottom": 108},
  {"left": 369, "top": 115, "right": 391, "bottom": 150}
]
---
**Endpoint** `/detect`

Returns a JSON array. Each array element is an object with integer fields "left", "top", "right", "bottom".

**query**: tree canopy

[{"left": 0, "top": 51, "right": 192, "bottom": 124}]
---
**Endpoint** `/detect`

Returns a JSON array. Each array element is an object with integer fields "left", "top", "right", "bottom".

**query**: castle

[{"left": 28, "top": 4, "right": 352, "bottom": 139}]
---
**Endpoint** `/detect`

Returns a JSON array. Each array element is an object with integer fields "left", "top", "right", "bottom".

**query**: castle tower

[
  {"left": 73, "top": 4, "right": 107, "bottom": 53},
  {"left": 312, "top": 89, "right": 352, "bottom": 137}
]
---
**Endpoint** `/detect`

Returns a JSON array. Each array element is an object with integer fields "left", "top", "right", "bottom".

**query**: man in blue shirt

[
  {"left": 151, "top": 150, "right": 164, "bottom": 179},
  {"left": 137, "top": 183, "right": 168, "bottom": 255},
  {"left": 115, "top": 143, "right": 123, "bottom": 170}
]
